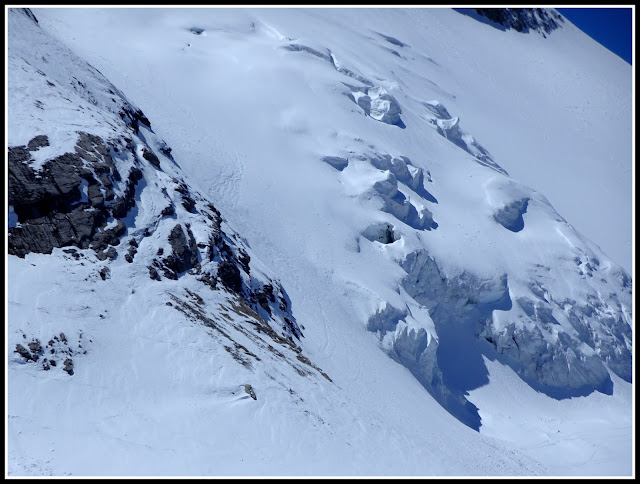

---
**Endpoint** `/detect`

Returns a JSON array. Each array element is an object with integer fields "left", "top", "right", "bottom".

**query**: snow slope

[
  {"left": 33, "top": 6, "right": 633, "bottom": 274},
  {"left": 7, "top": 7, "right": 633, "bottom": 477}
]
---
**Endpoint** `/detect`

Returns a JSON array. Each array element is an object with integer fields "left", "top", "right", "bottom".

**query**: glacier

[{"left": 6, "top": 7, "right": 633, "bottom": 477}]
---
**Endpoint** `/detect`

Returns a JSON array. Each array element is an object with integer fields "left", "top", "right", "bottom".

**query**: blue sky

[{"left": 557, "top": 7, "right": 632, "bottom": 64}]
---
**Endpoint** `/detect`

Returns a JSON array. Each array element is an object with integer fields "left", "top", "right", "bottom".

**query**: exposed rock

[
  {"left": 27, "top": 134, "right": 49, "bottom": 151},
  {"left": 255, "top": 286, "right": 273, "bottom": 315},
  {"left": 148, "top": 265, "right": 161, "bottom": 281},
  {"left": 181, "top": 195, "right": 196, "bottom": 213},
  {"left": 15, "top": 344, "right": 34, "bottom": 361},
  {"left": 142, "top": 147, "right": 160, "bottom": 168},
  {"left": 217, "top": 260, "right": 243, "bottom": 294},
  {"left": 91, "top": 220, "right": 126, "bottom": 253},
  {"left": 243, "top": 383, "right": 257, "bottom": 400},
  {"left": 125, "top": 238, "right": 138, "bottom": 263},
  {"left": 161, "top": 204, "right": 175, "bottom": 217},
  {"left": 99, "top": 266, "right": 110, "bottom": 280},
  {"left": 63, "top": 358, "right": 74, "bottom": 376},
  {"left": 474, "top": 8, "right": 563, "bottom": 35},
  {"left": 120, "top": 105, "right": 151, "bottom": 134},
  {"left": 237, "top": 249, "right": 251, "bottom": 275},
  {"left": 163, "top": 224, "right": 199, "bottom": 276},
  {"left": 28, "top": 340, "right": 42, "bottom": 354},
  {"left": 8, "top": 133, "right": 140, "bottom": 258},
  {"left": 159, "top": 143, "right": 173, "bottom": 159},
  {"left": 110, "top": 167, "right": 143, "bottom": 218}
]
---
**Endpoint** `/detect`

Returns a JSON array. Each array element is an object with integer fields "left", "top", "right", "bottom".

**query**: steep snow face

[
  {"left": 7, "top": 8, "right": 539, "bottom": 478},
  {"left": 8, "top": 7, "right": 633, "bottom": 477}
]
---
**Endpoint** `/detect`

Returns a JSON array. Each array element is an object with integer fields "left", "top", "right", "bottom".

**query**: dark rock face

[
  {"left": 142, "top": 147, "right": 160, "bottom": 168},
  {"left": 217, "top": 260, "right": 243, "bottom": 293},
  {"left": 474, "top": 8, "right": 564, "bottom": 35},
  {"left": 63, "top": 358, "right": 74, "bottom": 375},
  {"left": 8, "top": 133, "right": 141, "bottom": 259},
  {"left": 119, "top": 105, "right": 151, "bottom": 134},
  {"left": 162, "top": 223, "right": 200, "bottom": 276},
  {"left": 15, "top": 343, "right": 35, "bottom": 361},
  {"left": 125, "top": 238, "right": 138, "bottom": 263},
  {"left": 27, "top": 135, "right": 49, "bottom": 151},
  {"left": 255, "top": 284, "right": 275, "bottom": 315}
]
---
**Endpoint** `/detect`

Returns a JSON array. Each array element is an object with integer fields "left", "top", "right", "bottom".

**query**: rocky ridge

[
  {"left": 474, "top": 8, "right": 564, "bottom": 36},
  {"left": 8, "top": 8, "right": 314, "bottom": 380}
]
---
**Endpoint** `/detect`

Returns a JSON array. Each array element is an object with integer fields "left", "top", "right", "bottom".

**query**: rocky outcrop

[
  {"left": 14, "top": 330, "right": 90, "bottom": 376},
  {"left": 474, "top": 8, "right": 564, "bottom": 36},
  {"left": 8, "top": 6, "right": 304, "bottom": 346},
  {"left": 163, "top": 223, "right": 200, "bottom": 276},
  {"left": 244, "top": 383, "right": 257, "bottom": 400},
  {"left": 8, "top": 132, "right": 143, "bottom": 260}
]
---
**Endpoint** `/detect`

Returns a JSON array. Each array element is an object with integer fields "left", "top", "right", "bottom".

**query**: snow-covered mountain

[{"left": 7, "top": 7, "right": 633, "bottom": 476}]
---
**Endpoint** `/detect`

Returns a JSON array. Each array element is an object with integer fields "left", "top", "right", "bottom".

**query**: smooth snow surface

[{"left": 7, "top": 7, "right": 633, "bottom": 477}]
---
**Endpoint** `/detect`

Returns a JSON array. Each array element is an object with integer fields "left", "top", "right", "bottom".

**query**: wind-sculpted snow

[
  {"left": 367, "top": 153, "right": 437, "bottom": 203},
  {"left": 371, "top": 173, "right": 436, "bottom": 230},
  {"left": 321, "top": 155, "right": 349, "bottom": 171},
  {"left": 361, "top": 222, "right": 400, "bottom": 244},
  {"left": 347, "top": 85, "right": 405, "bottom": 127},
  {"left": 423, "top": 100, "right": 507, "bottom": 175},
  {"left": 493, "top": 198, "right": 529, "bottom": 232},
  {"left": 326, "top": 149, "right": 437, "bottom": 231},
  {"left": 376, "top": 32, "right": 410, "bottom": 48},
  {"left": 315, "top": 122, "right": 624, "bottom": 427},
  {"left": 366, "top": 235, "right": 632, "bottom": 429},
  {"left": 283, "top": 43, "right": 373, "bottom": 86},
  {"left": 282, "top": 43, "right": 332, "bottom": 62},
  {"left": 397, "top": 250, "right": 512, "bottom": 429},
  {"left": 353, "top": 155, "right": 630, "bottom": 430}
]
